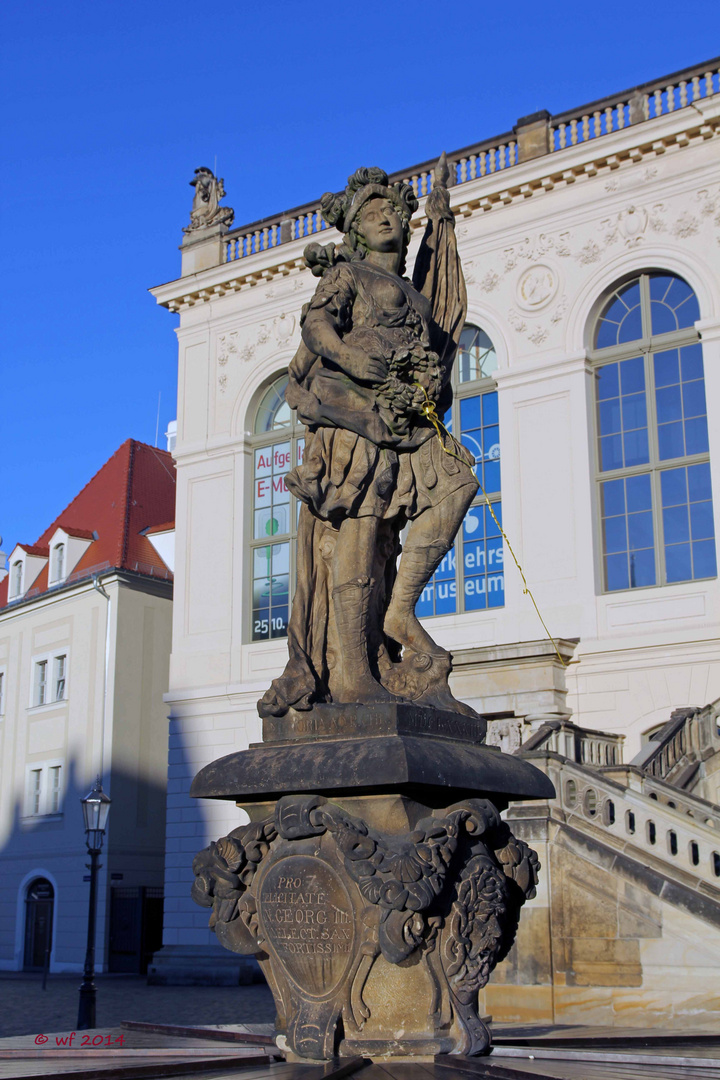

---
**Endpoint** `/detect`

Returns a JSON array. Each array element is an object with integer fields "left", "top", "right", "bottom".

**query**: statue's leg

[
  {"left": 332, "top": 516, "right": 396, "bottom": 704},
  {"left": 384, "top": 486, "right": 475, "bottom": 658}
]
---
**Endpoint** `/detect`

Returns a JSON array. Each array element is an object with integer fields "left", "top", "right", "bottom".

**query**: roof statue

[
  {"left": 184, "top": 167, "right": 234, "bottom": 232},
  {"left": 259, "top": 154, "right": 481, "bottom": 720}
]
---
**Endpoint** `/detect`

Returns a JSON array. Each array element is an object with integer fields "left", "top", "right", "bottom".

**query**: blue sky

[{"left": 2, "top": 1, "right": 719, "bottom": 560}]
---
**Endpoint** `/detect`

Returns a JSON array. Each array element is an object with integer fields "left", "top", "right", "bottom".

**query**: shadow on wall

[
  {"left": 0, "top": 756, "right": 168, "bottom": 976},
  {"left": 147, "top": 711, "right": 263, "bottom": 986}
]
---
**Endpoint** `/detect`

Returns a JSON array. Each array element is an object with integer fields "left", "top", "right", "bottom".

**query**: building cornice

[
  {"left": 150, "top": 98, "right": 720, "bottom": 314},
  {"left": 0, "top": 568, "right": 172, "bottom": 622}
]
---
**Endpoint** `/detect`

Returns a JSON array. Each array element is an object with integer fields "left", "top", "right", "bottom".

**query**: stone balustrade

[
  {"left": 533, "top": 754, "right": 720, "bottom": 892},
  {"left": 551, "top": 61, "right": 720, "bottom": 150},
  {"left": 219, "top": 57, "right": 720, "bottom": 270}
]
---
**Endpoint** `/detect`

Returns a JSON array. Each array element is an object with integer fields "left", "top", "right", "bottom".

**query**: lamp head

[{"left": 80, "top": 776, "right": 111, "bottom": 851}]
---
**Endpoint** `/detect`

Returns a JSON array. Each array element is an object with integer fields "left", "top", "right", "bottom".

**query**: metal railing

[{"left": 221, "top": 57, "right": 720, "bottom": 267}]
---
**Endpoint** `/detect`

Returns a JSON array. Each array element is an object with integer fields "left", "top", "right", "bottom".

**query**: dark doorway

[
  {"left": 23, "top": 878, "right": 54, "bottom": 970},
  {"left": 109, "top": 887, "right": 163, "bottom": 973}
]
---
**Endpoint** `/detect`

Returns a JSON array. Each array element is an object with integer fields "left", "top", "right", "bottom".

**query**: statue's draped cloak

[{"left": 259, "top": 201, "right": 476, "bottom": 717}]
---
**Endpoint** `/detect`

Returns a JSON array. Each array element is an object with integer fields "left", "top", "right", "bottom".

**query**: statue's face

[{"left": 358, "top": 197, "right": 403, "bottom": 253}]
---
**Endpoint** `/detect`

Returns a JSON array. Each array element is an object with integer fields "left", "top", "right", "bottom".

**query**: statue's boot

[
  {"left": 383, "top": 541, "right": 450, "bottom": 660},
  {"left": 332, "top": 575, "right": 397, "bottom": 704},
  {"left": 383, "top": 543, "right": 482, "bottom": 719}
]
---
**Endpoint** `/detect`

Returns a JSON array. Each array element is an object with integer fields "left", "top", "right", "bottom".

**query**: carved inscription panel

[{"left": 259, "top": 855, "right": 355, "bottom": 996}]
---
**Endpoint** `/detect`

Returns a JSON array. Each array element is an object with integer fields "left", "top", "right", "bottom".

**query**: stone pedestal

[{"left": 190, "top": 703, "right": 554, "bottom": 1062}]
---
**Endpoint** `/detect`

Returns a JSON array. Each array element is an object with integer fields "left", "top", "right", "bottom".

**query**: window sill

[
  {"left": 26, "top": 699, "right": 68, "bottom": 713},
  {"left": 21, "top": 813, "right": 64, "bottom": 825}
]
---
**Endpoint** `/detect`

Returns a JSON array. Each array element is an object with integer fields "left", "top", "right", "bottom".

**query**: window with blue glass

[
  {"left": 250, "top": 374, "right": 304, "bottom": 641},
  {"left": 416, "top": 324, "right": 504, "bottom": 617},
  {"left": 593, "top": 273, "right": 716, "bottom": 592}
]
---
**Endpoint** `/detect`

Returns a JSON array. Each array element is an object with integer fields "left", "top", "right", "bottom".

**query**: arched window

[
  {"left": 250, "top": 375, "right": 304, "bottom": 641},
  {"left": 591, "top": 272, "right": 716, "bottom": 592},
  {"left": 51, "top": 544, "right": 65, "bottom": 583},
  {"left": 11, "top": 561, "right": 23, "bottom": 598},
  {"left": 416, "top": 323, "right": 503, "bottom": 617}
]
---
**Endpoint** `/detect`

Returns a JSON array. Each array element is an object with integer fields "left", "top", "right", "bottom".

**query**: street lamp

[{"left": 78, "top": 777, "right": 111, "bottom": 1031}]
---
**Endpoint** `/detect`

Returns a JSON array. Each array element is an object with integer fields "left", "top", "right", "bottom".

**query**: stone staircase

[{"left": 477, "top": 708, "right": 720, "bottom": 1027}]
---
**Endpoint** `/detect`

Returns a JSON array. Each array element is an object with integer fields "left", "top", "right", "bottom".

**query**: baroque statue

[
  {"left": 260, "top": 155, "right": 480, "bottom": 721},
  {"left": 190, "top": 155, "right": 555, "bottom": 1065},
  {"left": 184, "top": 166, "right": 234, "bottom": 232}
]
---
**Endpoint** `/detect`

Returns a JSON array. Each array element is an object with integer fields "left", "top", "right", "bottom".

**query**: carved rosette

[{"left": 192, "top": 795, "right": 539, "bottom": 1060}]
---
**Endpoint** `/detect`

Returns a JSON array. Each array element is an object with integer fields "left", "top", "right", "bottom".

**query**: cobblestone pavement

[{"left": 0, "top": 973, "right": 276, "bottom": 1039}]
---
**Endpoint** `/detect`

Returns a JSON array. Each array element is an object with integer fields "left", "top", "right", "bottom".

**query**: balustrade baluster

[
  {"left": 680, "top": 80, "right": 688, "bottom": 107},
  {"left": 411, "top": 175, "right": 419, "bottom": 196},
  {"left": 306, "top": 212, "right": 313, "bottom": 235},
  {"left": 509, "top": 141, "right": 517, "bottom": 165},
  {"left": 262, "top": 227, "right": 269, "bottom": 250},
  {"left": 558, "top": 123, "right": 567, "bottom": 149},
  {"left": 581, "top": 114, "right": 590, "bottom": 141},
  {"left": 420, "top": 172, "right": 427, "bottom": 196},
  {"left": 253, "top": 230, "right": 260, "bottom": 253},
  {"left": 489, "top": 147, "right": 496, "bottom": 173},
  {"left": 617, "top": 102, "right": 626, "bottom": 129},
  {"left": 593, "top": 110, "right": 601, "bottom": 137},
  {"left": 666, "top": 84, "right": 675, "bottom": 112},
  {"left": 479, "top": 151, "right": 487, "bottom": 176},
  {"left": 654, "top": 88, "right": 662, "bottom": 117},
  {"left": 498, "top": 144, "right": 506, "bottom": 168},
  {"left": 271, "top": 224, "right": 278, "bottom": 248},
  {"left": 459, "top": 157, "right": 467, "bottom": 183},
  {"left": 604, "top": 106, "right": 613, "bottom": 133},
  {"left": 469, "top": 154, "right": 478, "bottom": 179},
  {"left": 570, "top": 118, "right": 578, "bottom": 145},
  {"left": 706, "top": 71, "right": 714, "bottom": 96},
  {"left": 692, "top": 75, "right": 701, "bottom": 101}
]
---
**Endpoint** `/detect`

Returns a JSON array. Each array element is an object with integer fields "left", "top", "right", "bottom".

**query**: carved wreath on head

[{"left": 192, "top": 795, "right": 538, "bottom": 988}]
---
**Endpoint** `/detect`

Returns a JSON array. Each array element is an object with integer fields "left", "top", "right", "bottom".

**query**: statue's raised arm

[{"left": 260, "top": 157, "right": 480, "bottom": 725}]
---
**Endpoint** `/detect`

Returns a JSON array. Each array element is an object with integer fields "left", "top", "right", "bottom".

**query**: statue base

[{"left": 190, "top": 704, "right": 554, "bottom": 1061}]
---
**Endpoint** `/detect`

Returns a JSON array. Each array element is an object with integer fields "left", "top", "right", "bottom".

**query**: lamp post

[{"left": 78, "top": 777, "right": 111, "bottom": 1031}]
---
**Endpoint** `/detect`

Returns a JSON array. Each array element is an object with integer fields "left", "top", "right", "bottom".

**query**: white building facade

[{"left": 150, "top": 59, "right": 720, "bottom": 982}]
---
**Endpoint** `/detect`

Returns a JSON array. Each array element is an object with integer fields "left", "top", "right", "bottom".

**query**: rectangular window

[
  {"left": 595, "top": 346, "right": 715, "bottom": 591},
  {"left": 49, "top": 766, "right": 61, "bottom": 813},
  {"left": 30, "top": 770, "right": 42, "bottom": 815},
  {"left": 35, "top": 661, "right": 48, "bottom": 706},
  {"left": 54, "top": 656, "right": 66, "bottom": 701}
]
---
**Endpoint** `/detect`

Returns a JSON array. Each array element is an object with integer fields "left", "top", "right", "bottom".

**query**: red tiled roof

[
  {"left": 52, "top": 526, "right": 96, "bottom": 541},
  {"left": 17, "top": 544, "right": 49, "bottom": 557},
  {"left": 143, "top": 521, "right": 175, "bottom": 535},
  {"left": 2, "top": 440, "right": 176, "bottom": 609}
]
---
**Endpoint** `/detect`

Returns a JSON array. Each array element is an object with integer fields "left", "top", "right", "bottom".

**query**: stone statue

[
  {"left": 260, "top": 155, "right": 480, "bottom": 721},
  {"left": 185, "top": 167, "right": 234, "bottom": 232},
  {"left": 190, "top": 155, "right": 555, "bottom": 1065}
]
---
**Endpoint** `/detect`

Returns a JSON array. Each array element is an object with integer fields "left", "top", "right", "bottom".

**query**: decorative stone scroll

[{"left": 192, "top": 794, "right": 539, "bottom": 1060}]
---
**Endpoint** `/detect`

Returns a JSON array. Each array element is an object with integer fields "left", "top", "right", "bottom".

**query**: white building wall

[{"left": 0, "top": 575, "right": 172, "bottom": 972}]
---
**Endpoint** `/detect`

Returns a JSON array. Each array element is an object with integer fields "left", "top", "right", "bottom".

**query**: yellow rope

[{"left": 415, "top": 384, "right": 568, "bottom": 668}]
